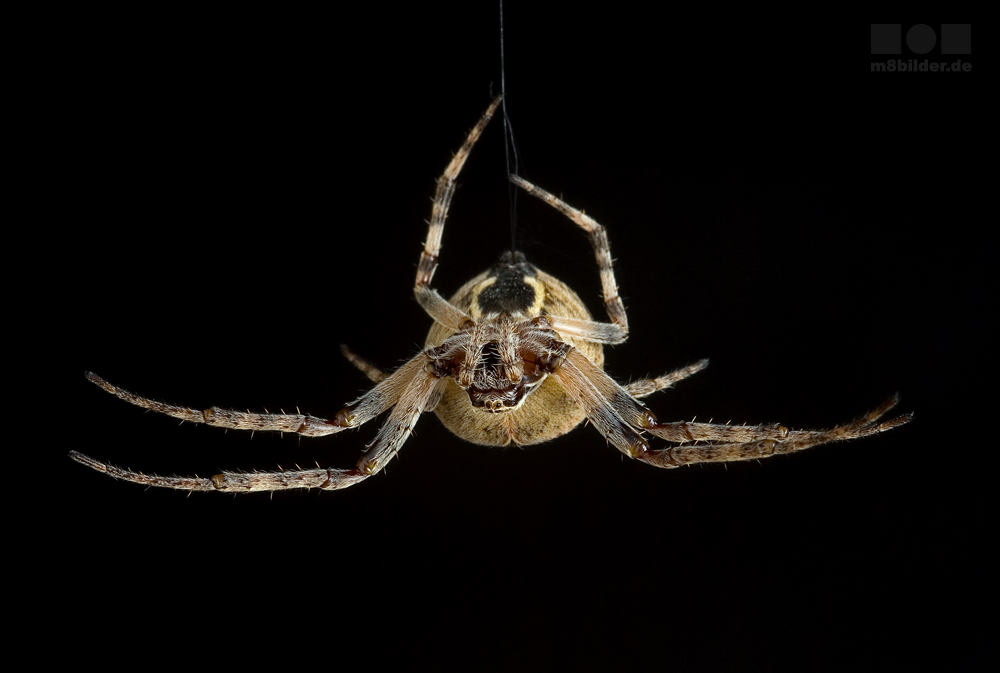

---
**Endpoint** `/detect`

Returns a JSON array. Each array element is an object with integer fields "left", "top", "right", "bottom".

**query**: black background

[{"left": 52, "top": 9, "right": 987, "bottom": 671}]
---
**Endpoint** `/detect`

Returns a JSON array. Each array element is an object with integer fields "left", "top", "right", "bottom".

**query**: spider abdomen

[{"left": 432, "top": 376, "right": 587, "bottom": 446}]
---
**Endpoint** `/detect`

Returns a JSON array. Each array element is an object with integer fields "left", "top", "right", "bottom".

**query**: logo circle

[{"left": 906, "top": 24, "right": 937, "bottom": 54}]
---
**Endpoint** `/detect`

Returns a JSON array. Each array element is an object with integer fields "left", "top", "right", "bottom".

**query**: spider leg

[
  {"left": 76, "top": 352, "right": 445, "bottom": 492},
  {"left": 511, "top": 176, "right": 629, "bottom": 339},
  {"left": 355, "top": 373, "right": 445, "bottom": 477},
  {"left": 646, "top": 394, "right": 907, "bottom": 444},
  {"left": 544, "top": 315, "right": 627, "bottom": 345},
  {"left": 415, "top": 286, "right": 473, "bottom": 332},
  {"left": 625, "top": 359, "right": 710, "bottom": 399},
  {"left": 200, "top": 368, "right": 445, "bottom": 492},
  {"left": 84, "top": 371, "right": 346, "bottom": 437},
  {"left": 414, "top": 96, "right": 501, "bottom": 329},
  {"left": 552, "top": 349, "right": 911, "bottom": 467},
  {"left": 340, "top": 344, "right": 388, "bottom": 383},
  {"left": 68, "top": 451, "right": 366, "bottom": 492},
  {"left": 552, "top": 349, "right": 655, "bottom": 457},
  {"left": 641, "top": 395, "right": 913, "bottom": 468}
]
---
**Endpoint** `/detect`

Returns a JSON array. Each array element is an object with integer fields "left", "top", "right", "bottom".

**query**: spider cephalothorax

[
  {"left": 428, "top": 311, "right": 568, "bottom": 414},
  {"left": 71, "top": 96, "right": 911, "bottom": 493}
]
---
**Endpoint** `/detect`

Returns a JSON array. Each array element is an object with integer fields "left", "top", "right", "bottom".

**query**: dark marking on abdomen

[{"left": 475, "top": 251, "right": 538, "bottom": 314}]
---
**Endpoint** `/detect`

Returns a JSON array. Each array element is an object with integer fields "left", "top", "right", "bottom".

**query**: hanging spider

[{"left": 71, "top": 96, "right": 911, "bottom": 493}]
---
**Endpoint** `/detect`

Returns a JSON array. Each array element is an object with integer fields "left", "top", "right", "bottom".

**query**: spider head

[
  {"left": 464, "top": 319, "right": 571, "bottom": 413},
  {"left": 430, "top": 315, "right": 571, "bottom": 413},
  {"left": 465, "top": 341, "right": 547, "bottom": 413}
]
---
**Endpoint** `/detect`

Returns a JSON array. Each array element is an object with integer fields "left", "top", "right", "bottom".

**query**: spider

[{"left": 71, "top": 96, "right": 912, "bottom": 493}]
